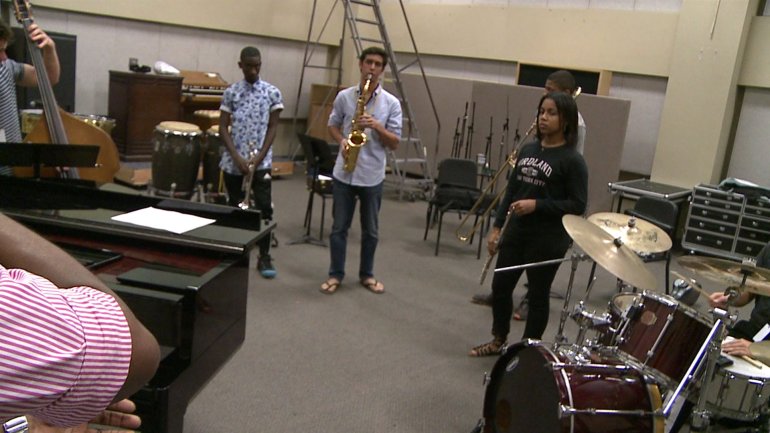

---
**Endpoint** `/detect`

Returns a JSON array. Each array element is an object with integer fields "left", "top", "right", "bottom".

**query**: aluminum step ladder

[{"left": 342, "top": 0, "right": 439, "bottom": 200}]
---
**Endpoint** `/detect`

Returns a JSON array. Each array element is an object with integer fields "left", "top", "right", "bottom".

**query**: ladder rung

[
  {"left": 356, "top": 36, "right": 384, "bottom": 44},
  {"left": 354, "top": 18, "right": 379, "bottom": 25},
  {"left": 393, "top": 158, "right": 427, "bottom": 164},
  {"left": 304, "top": 64, "right": 342, "bottom": 71},
  {"left": 350, "top": 0, "right": 374, "bottom": 6}
]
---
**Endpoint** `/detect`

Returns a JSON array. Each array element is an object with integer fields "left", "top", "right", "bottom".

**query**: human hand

[
  {"left": 722, "top": 338, "right": 753, "bottom": 358},
  {"left": 708, "top": 291, "right": 729, "bottom": 309},
  {"left": 486, "top": 228, "right": 501, "bottom": 256},
  {"left": 26, "top": 399, "right": 141, "bottom": 432},
  {"left": 510, "top": 199, "right": 535, "bottom": 217},
  {"left": 356, "top": 114, "right": 378, "bottom": 130},
  {"left": 27, "top": 24, "right": 55, "bottom": 51}
]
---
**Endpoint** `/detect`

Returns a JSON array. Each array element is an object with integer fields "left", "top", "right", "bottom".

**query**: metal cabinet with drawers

[{"left": 683, "top": 184, "right": 770, "bottom": 260}]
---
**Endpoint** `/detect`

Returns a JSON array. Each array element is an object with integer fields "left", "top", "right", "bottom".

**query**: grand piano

[{"left": 0, "top": 175, "right": 272, "bottom": 433}]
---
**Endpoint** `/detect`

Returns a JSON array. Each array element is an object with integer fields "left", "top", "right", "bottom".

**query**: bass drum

[{"left": 482, "top": 340, "right": 664, "bottom": 433}]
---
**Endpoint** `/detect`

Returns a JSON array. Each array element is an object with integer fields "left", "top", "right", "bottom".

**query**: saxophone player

[{"left": 320, "top": 47, "right": 402, "bottom": 295}]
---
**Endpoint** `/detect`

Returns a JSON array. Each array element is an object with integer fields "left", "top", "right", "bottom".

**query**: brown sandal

[
  {"left": 360, "top": 278, "right": 384, "bottom": 294},
  {"left": 320, "top": 278, "right": 340, "bottom": 294},
  {"left": 469, "top": 338, "right": 506, "bottom": 357}
]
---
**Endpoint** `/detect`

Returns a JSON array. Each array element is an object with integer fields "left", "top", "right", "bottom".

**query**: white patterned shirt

[{"left": 219, "top": 78, "right": 284, "bottom": 173}]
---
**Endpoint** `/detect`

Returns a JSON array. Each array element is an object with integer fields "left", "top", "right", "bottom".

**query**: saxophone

[{"left": 343, "top": 73, "right": 373, "bottom": 172}]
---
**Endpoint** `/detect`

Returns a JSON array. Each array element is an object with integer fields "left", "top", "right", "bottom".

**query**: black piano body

[{"left": 0, "top": 176, "right": 271, "bottom": 433}]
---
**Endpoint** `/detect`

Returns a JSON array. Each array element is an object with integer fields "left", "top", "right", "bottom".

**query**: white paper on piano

[{"left": 111, "top": 207, "right": 215, "bottom": 234}]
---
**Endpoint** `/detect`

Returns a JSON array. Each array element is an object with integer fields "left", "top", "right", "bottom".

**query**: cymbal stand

[{"left": 494, "top": 250, "right": 590, "bottom": 344}]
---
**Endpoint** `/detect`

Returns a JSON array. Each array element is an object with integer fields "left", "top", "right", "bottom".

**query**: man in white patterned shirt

[{"left": 219, "top": 46, "right": 283, "bottom": 279}]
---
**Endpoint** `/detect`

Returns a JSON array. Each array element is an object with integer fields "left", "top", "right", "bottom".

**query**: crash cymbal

[
  {"left": 562, "top": 215, "right": 658, "bottom": 291},
  {"left": 587, "top": 212, "right": 672, "bottom": 255},
  {"left": 677, "top": 255, "right": 770, "bottom": 297}
]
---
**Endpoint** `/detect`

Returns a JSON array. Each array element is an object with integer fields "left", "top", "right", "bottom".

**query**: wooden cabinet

[
  {"left": 108, "top": 71, "right": 182, "bottom": 161},
  {"left": 683, "top": 184, "right": 770, "bottom": 260}
]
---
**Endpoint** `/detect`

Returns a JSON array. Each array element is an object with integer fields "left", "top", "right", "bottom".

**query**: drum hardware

[
  {"left": 494, "top": 250, "right": 591, "bottom": 343},
  {"left": 677, "top": 255, "right": 770, "bottom": 297},
  {"left": 569, "top": 301, "right": 612, "bottom": 347}
]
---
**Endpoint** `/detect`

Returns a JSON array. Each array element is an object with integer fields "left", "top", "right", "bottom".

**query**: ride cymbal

[
  {"left": 562, "top": 214, "right": 658, "bottom": 291},
  {"left": 587, "top": 212, "right": 672, "bottom": 255},
  {"left": 677, "top": 255, "right": 770, "bottom": 297}
]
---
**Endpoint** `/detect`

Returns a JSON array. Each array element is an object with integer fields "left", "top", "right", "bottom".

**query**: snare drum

[
  {"left": 615, "top": 291, "right": 712, "bottom": 388},
  {"left": 483, "top": 340, "right": 664, "bottom": 433},
  {"left": 704, "top": 352, "right": 770, "bottom": 421},
  {"left": 151, "top": 121, "right": 202, "bottom": 198}
]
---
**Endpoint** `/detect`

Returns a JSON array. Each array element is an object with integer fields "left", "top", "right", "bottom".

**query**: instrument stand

[
  {"left": 289, "top": 134, "right": 336, "bottom": 248},
  {"left": 0, "top": 142, "right": 99, "bottom": 179},
  {"left": 494, "top": 250, "right": 590, "bottom": 344}
]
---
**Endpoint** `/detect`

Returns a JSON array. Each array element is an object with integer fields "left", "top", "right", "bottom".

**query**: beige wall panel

[
  {"left": 652, "top": 0, "right": 756, "bottom": 187},
  {"left": 398, "top": 75, "right": 627, "bottom": 213},
  {"left": 739, "top": 16, "right": 770, "bottom": 88},
  {"left": 380, "top": 4, "right": 678, "bottom": 77},
  {"left": 32, "top": 0, "right": 342, "bottom": 45}
]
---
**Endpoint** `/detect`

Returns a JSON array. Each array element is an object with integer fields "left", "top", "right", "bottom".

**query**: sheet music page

[{"left": 111, "top": 207, "right": 216, "bottom": 234}]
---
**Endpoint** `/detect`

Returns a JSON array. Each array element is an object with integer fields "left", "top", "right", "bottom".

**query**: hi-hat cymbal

[
  {"left": 587, "top": 212, "right": 672, "bottom": 255},
  {"left": 677, "top": 255, "right": 770, "bottom": 297},
  {"left": 562, "top": 214, "right": 658, "bottom": 291}
]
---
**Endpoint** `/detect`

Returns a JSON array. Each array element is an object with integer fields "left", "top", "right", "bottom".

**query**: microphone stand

[
  {"left": 464, "top": 101, "right": 476, "bottom": 160},
  {"left": 457, "top": 102, "right": 468, "bottom": 160},
  {"left": 451, "top": 116, "right": 461, "bottom": 158}
]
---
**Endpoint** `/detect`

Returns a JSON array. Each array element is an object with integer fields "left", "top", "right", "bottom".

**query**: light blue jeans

[{"left": 328, "top": 180, "right": 383, "bottom": 281}]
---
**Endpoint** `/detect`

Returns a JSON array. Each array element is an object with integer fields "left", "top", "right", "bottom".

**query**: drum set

[{"left": 475, "top": 212, "right": 770, "bottom": 433}]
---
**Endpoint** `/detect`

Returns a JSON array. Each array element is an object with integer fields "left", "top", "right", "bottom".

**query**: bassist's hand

[{"left": 27, "top": 23, "right": 55, "bottom": 51}]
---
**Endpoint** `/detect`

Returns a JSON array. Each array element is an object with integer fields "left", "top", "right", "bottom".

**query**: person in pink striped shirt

[{"left": 0, "top": 213, "right": 160, "bottom": 431}]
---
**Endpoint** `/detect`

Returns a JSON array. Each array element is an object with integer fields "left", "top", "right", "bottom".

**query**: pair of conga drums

[{"left": 150, "top": 120, "right": 225, "bottom": 200}]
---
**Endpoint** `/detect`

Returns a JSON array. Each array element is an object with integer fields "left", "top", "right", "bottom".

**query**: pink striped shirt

[{"left": 0, "top": 266, "right": 132, "bottom": 427}]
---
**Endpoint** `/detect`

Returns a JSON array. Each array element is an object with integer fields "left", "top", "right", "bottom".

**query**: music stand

[
  {"left": 0, "top": 142, "right": 100, "bottom": 178},
  {"left": 289, "top": 133, "right": 336, "bottom": 247}
]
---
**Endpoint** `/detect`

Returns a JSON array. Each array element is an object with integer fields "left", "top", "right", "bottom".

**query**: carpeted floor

[{"left": 180, "top": 170, "right": 752, "bottom": 433}]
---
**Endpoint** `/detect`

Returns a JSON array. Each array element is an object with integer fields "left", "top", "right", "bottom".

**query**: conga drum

[
  {"left": 202, "top": 125, "right": 227, "bottom": 203},
  {"left": 151, "top": 121, "right": 202, "bottom": 199},
  {"left": 192, "top": 109, "right": 221, "bottom": 133}
]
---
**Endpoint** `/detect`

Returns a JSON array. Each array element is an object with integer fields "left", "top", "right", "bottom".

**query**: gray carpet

[{"left": 181, "top": 171, "right": 744, "bottom": 433}]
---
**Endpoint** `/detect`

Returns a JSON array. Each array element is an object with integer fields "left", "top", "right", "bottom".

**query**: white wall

[
  {"left": 29, "top": 8, "right": 331, "bottom": 120},
  {"left": 18, "top": 0, "right": 770, "bottom": 183}
]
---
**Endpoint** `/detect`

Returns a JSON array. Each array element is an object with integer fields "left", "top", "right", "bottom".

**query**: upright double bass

[{"left": 12, "top": 0, "right": 119, "bottom": 183}]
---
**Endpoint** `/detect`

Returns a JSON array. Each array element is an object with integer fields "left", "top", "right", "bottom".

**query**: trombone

[
  {"left": 455, "top": 120, "right": 535, "bottom": 244},
  {"left": 455, "top": 87, "right": 581, "bottom": 244}
]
